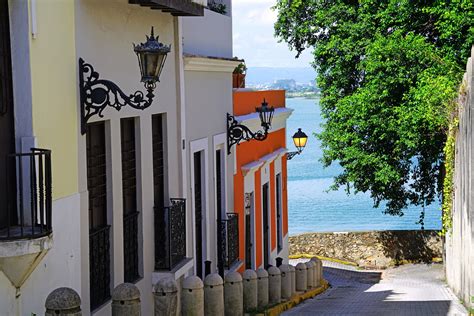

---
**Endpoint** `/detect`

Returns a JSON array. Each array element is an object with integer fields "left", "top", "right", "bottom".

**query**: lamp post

[
  {"left": 287, "top": 128, "right": 308, "bottom": 160},
  {"left": 227, "top": 99, "right": 275, "bottom": 154},
  {"left": 79, "top": 27, "right": 170, "bottom": 135}
]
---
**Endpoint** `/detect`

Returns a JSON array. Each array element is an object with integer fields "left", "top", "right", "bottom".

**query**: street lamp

[
  {"left": 79, "top": 27, "right": 171, "bottom": 135},
  {"left": 287, "top": 128, "right": 308, "bottom": 160},
  {"left": 227, "top": 99, "right": 275, "bottom": 154}
]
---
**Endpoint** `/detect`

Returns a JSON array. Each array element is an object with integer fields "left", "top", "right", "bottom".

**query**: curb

[{"left": 256, "top": 279, "right": 330, "bottom": 316}]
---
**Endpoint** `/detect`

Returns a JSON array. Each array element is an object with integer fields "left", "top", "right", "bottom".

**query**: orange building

[{"left": 231, "top": 90, "right": 292, "bottom": 270}]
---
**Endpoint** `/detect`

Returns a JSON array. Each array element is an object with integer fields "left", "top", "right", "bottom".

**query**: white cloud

[{"left": 232, "top": 0, "right": 313, "bottom": 68}]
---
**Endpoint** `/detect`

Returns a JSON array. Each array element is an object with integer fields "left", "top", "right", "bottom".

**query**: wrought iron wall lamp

[
  {"left": 227, "top": 99, "right": 275, "bottom": 154},
  {"left": 79, "top": 27, "right": 170, "bottom": 135},
  {"left": 287, "top": 128, "right": 308, "bottom": 160}
]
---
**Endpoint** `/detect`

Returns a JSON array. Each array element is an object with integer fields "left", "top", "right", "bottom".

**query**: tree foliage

[{"left": 274, "top": 0, "right": 474, "bottom": 219}]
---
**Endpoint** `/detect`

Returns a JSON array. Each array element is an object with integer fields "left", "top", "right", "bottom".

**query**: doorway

[
  {"left": 194, "top": 151, "right": 205, "bottom": 278},
  {"left": 262, "top": 183, "right": 270, "bottom": 268}
]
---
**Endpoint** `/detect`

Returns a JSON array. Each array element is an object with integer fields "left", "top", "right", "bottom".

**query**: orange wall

[
  {"left": 233, "top": 89, "right": 289, "bottom": 268},
  {"left": 233, "top": 90, "right": 286, "bottom": 116}
]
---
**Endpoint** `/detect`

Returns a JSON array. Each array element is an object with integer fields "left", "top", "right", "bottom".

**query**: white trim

[
  {"left": 189, "top": 137, "right": 209, "bottom": 277},
  {"left": 241, "top": 147, "right": 287, "bottom": 177},
  {"left": 184, "top": 56, "right": 241, "bottom": 72},
  {"left": 234, "top": 107, "right": 293, "bottom": 133},
  {"left": 213, "top": 133, "right": 228, "bottom": 216}
]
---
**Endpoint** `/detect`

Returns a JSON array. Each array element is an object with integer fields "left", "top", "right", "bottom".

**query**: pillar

[{"left": 181, "top": 276, "right": 204, "bottom": 316}]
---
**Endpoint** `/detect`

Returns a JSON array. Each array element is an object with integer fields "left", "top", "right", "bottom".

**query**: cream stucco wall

[
  {"left": 74, "top": 1, "right": 182, "bottom": 314},
  {"left": 29, "top": 0, "right": 79, "bottom": 200}
]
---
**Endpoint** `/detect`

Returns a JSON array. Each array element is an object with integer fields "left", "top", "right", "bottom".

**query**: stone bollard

[
  {"left": 311, "top": 257, "right": 322, "bottom": 287},
  {"left": 289, "top": 265, "right": 296, "bottom": 296},
  {"left": 181, "top": 276, "right": 204, "bottom": 316},
  {"left": 305, "top": 261, "right": 315, "bottom": 289},
  {"left": 268, "top": 266, "right": 281, "bottom": 305},
  {"left": 256, "top": 268, "right": 269, "bottom": 310},
  {"left": 153, "top": 278, "right": 178, "bottom": 316},
  {"left": 204, "top": 273, "right": 224, "bottom": 316},
  {"left": 224, "top": 271, "right": 243, "bottom": 316},
  {"left": 242, "top": 269, "right": 258, "bottom": 312},
  {"left": 45, "top": 287, "right": 82, "bottom": 316},
  {"left": 296, "top": 263, "right": 307, "bottom": 292},
  {"left": 279, "top": 264, "right": 292, "bottom": 300},
  {"left": 112, "top": 283, "right": 141, "bottom": 316}
]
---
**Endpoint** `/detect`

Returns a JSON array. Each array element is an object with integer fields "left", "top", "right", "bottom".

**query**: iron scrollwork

[
  {"left": 227, "top": 113, "right": 270, "bottom": 155},
  {"left": 287, "top": 151, "right": 300, "bottom": 160},
  {"left": 79, "top": 58, "right": 155, "bottom": 135}
]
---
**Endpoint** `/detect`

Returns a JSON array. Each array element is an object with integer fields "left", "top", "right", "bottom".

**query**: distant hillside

[{"left": 246, "top": 67, "right": 317, "bottom": 85}]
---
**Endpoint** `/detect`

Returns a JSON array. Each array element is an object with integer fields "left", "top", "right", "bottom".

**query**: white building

[{"left": 0, "top": 0, "right": 239, "bottom": 315}]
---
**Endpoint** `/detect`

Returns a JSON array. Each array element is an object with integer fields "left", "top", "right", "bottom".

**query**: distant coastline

[{"left": 286, "top": 92, "right": 320, "bottom": 99}]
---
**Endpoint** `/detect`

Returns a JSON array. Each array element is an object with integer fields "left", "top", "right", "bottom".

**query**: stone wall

[
  {"left": 289, "top": 230, "right": 442, "bottom": 269},
  {"left": 445, "top": 46, "right": 474, "bottom": 312}
]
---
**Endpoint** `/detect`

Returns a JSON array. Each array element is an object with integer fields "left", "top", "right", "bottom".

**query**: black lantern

[
  {"left": 287, "top": 128, "right": 308, "bottom": 160},
  {"left": 134, "top": 27, "right": 171, "bottom": 87},
  {"left": 79, "top": 27, "right": 171, "bottom": 135},
  {"left": 227, "top": 98, "right": 276, "bottom": 155}
]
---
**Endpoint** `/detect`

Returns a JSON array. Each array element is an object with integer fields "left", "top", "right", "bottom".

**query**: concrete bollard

[
  {"left": 224, "top": 271, "right": 243, "bottom": 316},
  {"left": 256, "top": 268, "right": 269, "bottom": 310},
  {"left": 296, "top": 262, "right": 307, "bottom": 291},
  {"left": 268, "top": 266, "right": 281, "bottom": 305},
  {"left": 311, "top": 257, "right": 322, "bottom": 286},
  {"left": 279, "top": 264, "right": 292, "bottom": 300},
  {"left": 305, "top": 261, "right": 315, "bottom": 288},
  {"left": 204, "top": 273, "right": 224, "bottom": 316},
  {"left": 181, "top": 276, "right": 204, "bottom": 316},
  {"left": 289, "top": 265, "right": 296, "bottom": 296},
  {"left": 45, "top": 287, "right": 82, "bottom": 316},
  {"left": 112, "top": 283, "right": 141, "bottom": 316},
  {"left": 242, "top": 269, "right": 258, "bottom": 312},
  {"left": 153, "top": 278, "right": 178, "bottom": 316}
]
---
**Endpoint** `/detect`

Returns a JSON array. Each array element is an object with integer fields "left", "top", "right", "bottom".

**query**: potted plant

[
  {"left": 233, "top": 60, "right": 247, "bottom": 88},
  {"left": 208, "top": 0, "right": 227, "bottom": 15}
]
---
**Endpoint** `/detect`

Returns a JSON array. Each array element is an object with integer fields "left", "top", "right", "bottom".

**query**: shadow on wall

[{"left": 376, "top": 230, "right": 441, "bottom": 265}]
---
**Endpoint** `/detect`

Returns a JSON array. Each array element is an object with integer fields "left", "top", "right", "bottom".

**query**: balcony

[
  {"left": 154, "top": 198, "right": 187, "bottom": 271},
  {"left": 0, "top": 148, "right": 53, "bottom": 288},
  {"left": 219, "top": 213, "right": 239, "bottom": 268},
  {"left": 129, "top": 0, "right": 205, "bottom": 16}
]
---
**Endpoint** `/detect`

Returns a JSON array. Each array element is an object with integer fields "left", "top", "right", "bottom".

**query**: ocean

[{"left": 285, "top": 97, "right": 442, "bottom": 235}]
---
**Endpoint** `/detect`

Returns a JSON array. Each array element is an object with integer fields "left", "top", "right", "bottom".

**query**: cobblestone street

[{"left": 285, "top": 260, "right": 468, "bottom": 316}]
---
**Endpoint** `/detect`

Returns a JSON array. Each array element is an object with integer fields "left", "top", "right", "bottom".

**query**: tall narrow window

[
  {"left": 87, "top": 122, "right": 110, "bottom": 311},
  {"left": 276, "top": 173, "right": 283, "bottom": 253},
  {"left": 121, "top": 118, "right": 140, "bottom": 283},
  {"left": 262, "top": 183, "right": 270, "bottom": 268},
  {"left": 0, "top": 0, "right": 15, "bottom": 230},
  {"left": 194, "top": 151, "right": 204, "bottom": 279},
  {"left": 152, "top": 114, "right": 166, "bottom": 269}
]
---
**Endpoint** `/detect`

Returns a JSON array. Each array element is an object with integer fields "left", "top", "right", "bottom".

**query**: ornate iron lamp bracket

[
  {"left": 79, "top": 58, "right": 155, "bottom": 135},
  {"left": 286, "top": 151, "right": 301, "bottom": 160},
  {"left": 227, "top": 113, "right": 270, "bottom": 155}
]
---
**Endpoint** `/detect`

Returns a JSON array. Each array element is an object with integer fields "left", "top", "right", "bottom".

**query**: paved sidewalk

[{"left": 285, "top": 259, "right": 468, "bottom": 316}]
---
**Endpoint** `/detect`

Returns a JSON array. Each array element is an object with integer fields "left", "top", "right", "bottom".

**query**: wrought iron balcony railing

[
  {"left": 219, "top": 213, "right": 239, "bottom": 268},
  {"left": 155, "top": 198, "right": 186, "bottom": 270},
  {"left": 0, "top": 148, "right": 52, "bottom": 240},
  {"left": 89, "top": 225, "right": 111, "bottom": 310}
]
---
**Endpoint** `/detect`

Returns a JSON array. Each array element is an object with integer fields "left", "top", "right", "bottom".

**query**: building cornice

[
  {"left": 184, "top": 55, "right": 242, "bottom": 72},
  {"left": 234, "top": 107, "right": 294, "bottom": 133},
  {"left": 241, "top": 147, "right": 287, "bottom": 176}
]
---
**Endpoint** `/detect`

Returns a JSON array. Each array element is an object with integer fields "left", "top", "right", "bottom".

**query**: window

[
  {"left": 121, "top": 118, "right": 140, "bottom": 283},
  {"left": 276, "top": 173, "right": 283, "bottom": 253},
  {"left": 87, "top": 122, "right": 111, "bottom": 311}
]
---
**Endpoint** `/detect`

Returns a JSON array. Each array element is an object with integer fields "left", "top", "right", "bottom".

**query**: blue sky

[{"left": 232, "top": 0, "right": 314, "bottom": 68}]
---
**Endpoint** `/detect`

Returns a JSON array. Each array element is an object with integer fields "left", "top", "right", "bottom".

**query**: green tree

[{"left": 274, "top": 0, "right": 474, "bottom": 223}]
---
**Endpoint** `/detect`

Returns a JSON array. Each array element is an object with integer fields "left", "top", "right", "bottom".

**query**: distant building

[{"left": 272, "top": 79, "right": 297, "bottom": 90}]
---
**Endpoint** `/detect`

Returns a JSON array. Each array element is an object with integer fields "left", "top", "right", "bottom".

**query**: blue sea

[{"left": 286, "top": 97, "right": 442, "bottom": 235}]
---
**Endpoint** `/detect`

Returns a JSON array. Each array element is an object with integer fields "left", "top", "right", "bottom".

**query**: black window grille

[
  {"left": 154, "top": 198, "right": 186, "bottom": 270},
  {"left": 87, "top": 122, "right": 110, "bottom": 311},
  {"left": 0, "top": 149, "right": 52, "bottom": 240},
  {"left": 121, "top": 118, "right": 140, "bottom": 283},
  {"left": 220, "top": 213, "right": 239, "bottom": 268}
]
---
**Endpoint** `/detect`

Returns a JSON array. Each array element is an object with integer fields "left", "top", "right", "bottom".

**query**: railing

[
  {"left": 0, "top": 148, "right": 52, "bottom": 240},
  {"left": 220, "top": 213, "right": 239, "bottom": 268},
  {"left": 89, "top": 225, "right": 111, "bottom": 311},
  {"left": 123, "top": 211, "right": 139, "bottom": 283},
  {"left": 155, "top": 198, "right": 186, "bottom": 270}
]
